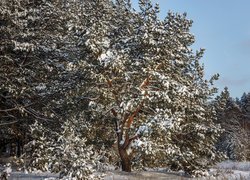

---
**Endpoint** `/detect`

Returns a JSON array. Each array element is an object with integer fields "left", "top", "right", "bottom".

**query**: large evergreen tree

[{"left": 81, "top": 0, "right": 222, "bottom": 175}]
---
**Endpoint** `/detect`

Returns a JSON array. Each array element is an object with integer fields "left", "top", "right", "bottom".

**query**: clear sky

[{"left": 131, "top": 0, "right": 250, "bottom": 98}]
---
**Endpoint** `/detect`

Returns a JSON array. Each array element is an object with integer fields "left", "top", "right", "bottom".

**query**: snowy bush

[{"left": 22, "top": 120, "right": 105, "bottom": 179}]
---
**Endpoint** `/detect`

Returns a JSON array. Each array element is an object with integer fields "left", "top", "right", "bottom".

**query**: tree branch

[
  {"left": 0, "top": 107, "right": 19, "bottom": 112},
  {"left": 0, "top": 120, "right": 18, "bottom": 126},
  {"left": 126, "top": 102, "right": 143, "bottom": 129}
]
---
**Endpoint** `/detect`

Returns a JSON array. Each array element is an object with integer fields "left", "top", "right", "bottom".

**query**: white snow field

[
  {"left": 1, "top": 161, "right": 250, "bottom": 180},
  {"left": 8, "top": 172, "right": 59, "bottom": 180},
  {"left": 212, "top": 161, "right": 250, "bottom": 179}
]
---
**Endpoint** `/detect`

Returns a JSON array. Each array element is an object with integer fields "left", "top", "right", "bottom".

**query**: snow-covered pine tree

[
  {"left": 240, "top": 92, "right": 250, "bottom": 120},
  {"left": 0, "top": 0, "right": 38, "bottom": 152},
  {"left": 0, "top": 0, "right": 90, "bottom": 151},
  {"left": 240, "top": 92, "right": 250, "bottom": 159},
  {"left": 8, "top": 0, "right": 114, "bottom": 178},
  {"left": 215, "top": 87, "right": 249, "bottom": 161},
  {"left": 82, "top": 0, "right": 223, "bottom": 175}
]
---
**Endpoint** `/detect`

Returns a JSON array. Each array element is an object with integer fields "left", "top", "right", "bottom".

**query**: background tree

[
  {"left": 0, "top": 0, "right": 90, "bottom": 153},
  {"left": 215, "top": 88, "right": 250, "bottom": 161}
]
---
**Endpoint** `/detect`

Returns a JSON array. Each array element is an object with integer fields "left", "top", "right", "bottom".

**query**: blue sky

[{"left": 131, "top": 0, "right": 250, "bottom": 98}]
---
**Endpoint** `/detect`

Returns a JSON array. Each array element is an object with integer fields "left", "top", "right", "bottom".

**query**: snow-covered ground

[
  {"left": 1, "top": 161, "right": 250, "bottom": 179},
  {"left": 211, "top": 161, "right": 250, "bottom": 180},
  {"left": 104, "top": 162, "right": 250, "bottom": 180},
  {"left": 104, "top": 170, "right": 189, "bottom": 180},
  {"left": 104, "top": 168, "right": 250, "bottom": 180},
  {"left": 216, "top": 160, "right": 250, "bottom": 171},
  {"left": 9, "top": 172, "right": 59, "bottom": 180}
]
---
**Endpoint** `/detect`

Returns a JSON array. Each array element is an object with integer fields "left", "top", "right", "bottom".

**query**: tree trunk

[
  {"left": 16, "top": 139, "right": 22, "bottom": 157},
  {"left": 118, "top": 147, "right": 131, "bottom": 172}
]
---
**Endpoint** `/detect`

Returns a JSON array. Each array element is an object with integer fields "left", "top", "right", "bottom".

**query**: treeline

[{"left": 215, "top": 88, "right": 250, "bottom": 161}]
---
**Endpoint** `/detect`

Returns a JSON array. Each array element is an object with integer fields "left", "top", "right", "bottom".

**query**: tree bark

[
  {"left": 113, "top": 116, "right": 132, "bottom": 172},
  {"left": 118, "top": 147, "right": 131, "bottom": 172},
  {"left": 16, "top": 139, "right": 22, "bottom": 157}
]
